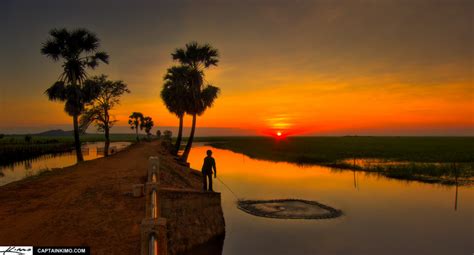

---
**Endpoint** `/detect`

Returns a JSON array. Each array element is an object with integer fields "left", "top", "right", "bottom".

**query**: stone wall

[
  {"left": 159, "top": 188, "right": 225, "bottom": 255},
  {"left": 140, "top": 156, "right": 225, "bottom": 255}
]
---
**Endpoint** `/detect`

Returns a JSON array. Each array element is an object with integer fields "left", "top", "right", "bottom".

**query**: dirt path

[{"left": 0, "top": 140, "right": 201, "bottom": 254}]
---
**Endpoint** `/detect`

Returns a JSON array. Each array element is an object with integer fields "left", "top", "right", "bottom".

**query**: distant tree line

[{"left": 128, "top": 112, "right": 154, "bottom": 142}]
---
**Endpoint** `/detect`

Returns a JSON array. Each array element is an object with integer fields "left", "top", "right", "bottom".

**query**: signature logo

[{"left": 0, "top": 246, "right": 33, "bottom": 255}]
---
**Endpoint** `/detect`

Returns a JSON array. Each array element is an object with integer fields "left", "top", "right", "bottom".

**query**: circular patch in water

[{"left": 237, "top": 199, "right": 342, "bottom": 219}]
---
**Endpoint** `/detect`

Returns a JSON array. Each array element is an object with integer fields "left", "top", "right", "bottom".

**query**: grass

[
  {"left": 0, "top": 143, "right": 74, "bottom": 166},
  {"left": 0, "top": 133, "right": 143, "bottom": 144},
  {"left": 197, "top": 136, "right": 474, "bottom": 185},
  {"left": 0, "top": 133, "right": 144, "bottom": 166}
]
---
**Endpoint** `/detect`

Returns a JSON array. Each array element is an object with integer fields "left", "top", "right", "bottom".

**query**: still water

[
  {"left": 0, "top": 142, "right": 131, "bottom": 186},
  {"left": 187, "top": 144, "right": 473, "bottom": 255}
]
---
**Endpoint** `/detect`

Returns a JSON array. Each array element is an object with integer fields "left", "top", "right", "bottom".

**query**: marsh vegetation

[
  {"left": 0, "top": 134, "right": 140, "bottom": 166},
  {"left": 201, "top": 136, "right": 474, "bottom": 184},
  {"left": 0, "top": 141, "right": 132, "bottom": 186}
]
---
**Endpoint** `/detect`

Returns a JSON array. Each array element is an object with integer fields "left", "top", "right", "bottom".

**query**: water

[
  {"left": 187, "top": 144, "right": 474, "bottom": 255},
  {"left": 0, "top": 141, "right": 131, "bottom": 186}
]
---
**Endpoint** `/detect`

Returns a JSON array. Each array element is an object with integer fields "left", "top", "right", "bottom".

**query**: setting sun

[{"left": 277, "top": 131, "right": 282, "bottom": 137}]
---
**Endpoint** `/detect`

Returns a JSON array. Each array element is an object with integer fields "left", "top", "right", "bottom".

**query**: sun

[{"left": 276, "top": 131, "right": 282, "bottom": 137}]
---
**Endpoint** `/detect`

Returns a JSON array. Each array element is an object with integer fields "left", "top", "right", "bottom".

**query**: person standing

[{"left": 202, "top": 149, "right": 217, "bottom": 191}]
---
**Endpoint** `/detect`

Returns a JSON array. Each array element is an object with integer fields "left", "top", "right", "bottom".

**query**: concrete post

[
  {"left": 141, "top": 156, "right": 168, "bottom": 255},
  {"left": 148, "top": 156, "right": 160, "bottom": 184},
  {"left": 140, "top": 218, "right": 168, "bottom": 255},
  {"left": 145, "top": 183, "right": 160, "bottom": 219}
]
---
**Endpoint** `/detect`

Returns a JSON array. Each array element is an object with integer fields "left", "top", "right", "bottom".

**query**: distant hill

[{"left": 35, "top": 129, "right": 75, "bottom": 136}]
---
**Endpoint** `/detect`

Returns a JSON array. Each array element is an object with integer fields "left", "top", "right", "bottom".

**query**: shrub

[
  {"left": 24, "top": 135, "right": 32, "bottom": 143},
  {"left": 163, "top": 130, "right": 172, "bottom": 139}
]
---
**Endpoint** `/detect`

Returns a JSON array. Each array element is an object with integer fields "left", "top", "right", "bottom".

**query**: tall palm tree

[
  {"left": 161, "top": 66, "right": 193, "bottom": 155},
  {"left": 41, "top": 28, "right": 109, "bottom": 162},
  {"left": 171, "top": 42, "right": 220, "bottom": 162},
  {"left": 128, "top": 112, "right": 144, "bottom": 142},
  {"left": 79, "top": 75, "right": 130, "bottom": 156}
]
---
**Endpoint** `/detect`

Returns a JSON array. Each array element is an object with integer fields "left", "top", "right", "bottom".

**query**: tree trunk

[
  {"left": 73, "top": 113, "right": 84, "bottom": 162},
  {"left": 174, "top": 115, "right": 184, "bottom": 155},
  {"left": 104, "top": 125, "right": 110, "bottom": 157},
  {"left": 104, "top": 109, "right": 110, "bottom": 157},
  {"left": 181, "top": 113, "right": 196, "bottom": 162},
  {"left": 136, "top": 126, "right": 139, "bottom": 142},
  {"left": 71, "top": 75, "right": 83, "bottom": 162}
]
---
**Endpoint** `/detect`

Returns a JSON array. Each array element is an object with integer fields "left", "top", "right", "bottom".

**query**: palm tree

[
  {"left": 171, "top": 42, "right": 220, "bottom": 162},
  {"left": 161, "top": 66, "right": 193, "bottom": 155},
  {"left": 41, "top": 28, "right": 109, "bottom": 162},
  {"left": 80, "top": 75, "right": 130, "bottom": 156},
  {"left": 141, "top": 116, "right": 154, "bottom": 139},
  {"left": 128, "top": 112, "right": 144, "bottom": 142}
]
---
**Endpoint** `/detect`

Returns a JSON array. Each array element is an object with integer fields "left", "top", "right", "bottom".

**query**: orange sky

[{"left": 0, "top": 0, "right": 472, "bottom": 135}]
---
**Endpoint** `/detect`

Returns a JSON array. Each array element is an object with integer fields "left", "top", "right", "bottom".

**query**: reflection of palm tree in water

[
  {"left": 454, "top": 180, "right": 459, "bottom": 211},
  {"left": 453, "top": 162, "right": 459, "bottom": 211},
  {"left": 352, "top": 156, "right": 359, "bottom": 190},
  {"left": 24, "top": 160, "right": 32, "bottom": 170},
  {"left": 353, "top": 170, "right": 356, "bottom": 189},
  {"left": 352, "top": 169, "right": 359, "bottom": 190}
]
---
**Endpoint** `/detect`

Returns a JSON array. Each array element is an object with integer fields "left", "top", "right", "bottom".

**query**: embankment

[{"left": 0, "top": 140, "right": 225, "bottom": 254}]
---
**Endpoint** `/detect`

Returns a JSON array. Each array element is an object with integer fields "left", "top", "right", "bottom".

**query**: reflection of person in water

[{"left": 202, "top": 150, "right": 217, "bottom": 192}]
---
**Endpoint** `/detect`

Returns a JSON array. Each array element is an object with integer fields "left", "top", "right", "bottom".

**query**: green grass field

[{"left": 198, "top": 136, "right": 474, "bottom": 184}]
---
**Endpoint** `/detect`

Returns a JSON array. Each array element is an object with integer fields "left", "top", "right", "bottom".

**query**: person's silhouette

[{"left": 202, "top": 149, "right": 217, "bottom": 191}]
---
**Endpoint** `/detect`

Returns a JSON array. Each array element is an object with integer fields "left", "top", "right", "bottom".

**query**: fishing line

[{"left": 216, "top": 176, "right": 240, "bottom": 200}]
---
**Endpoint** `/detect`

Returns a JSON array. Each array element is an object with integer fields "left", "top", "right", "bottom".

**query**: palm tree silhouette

[
  {"left": 161, "top": 66, "right": 193, "bottom": 155},
  {"left": 80, "top": 75, "right": 130, "bottom": 156},
  {"left": 141, "top": 116, "right": 154, "bottom": 139},
  {"left": 171, "top": 42, "right": 220, "bottom": 162},
  {"left": 128, "top": 112, "right": 144, "bottom": 142},
  {"left": 41, "top": 28, "right": 109, "bottom": 162}
]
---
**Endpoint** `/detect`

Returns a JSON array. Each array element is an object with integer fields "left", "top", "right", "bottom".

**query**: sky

[{"left": 0, "top": 0, "right": 472, "bottom": 136}]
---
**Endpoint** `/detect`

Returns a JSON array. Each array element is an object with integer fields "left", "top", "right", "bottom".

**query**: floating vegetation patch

[{"left": 237, "top": 199, "right": 342, "bottom": 220}]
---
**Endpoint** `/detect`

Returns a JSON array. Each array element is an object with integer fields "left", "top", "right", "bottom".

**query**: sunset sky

[{"left": 0, "top": 0, "right": 472, "bottom": 136}]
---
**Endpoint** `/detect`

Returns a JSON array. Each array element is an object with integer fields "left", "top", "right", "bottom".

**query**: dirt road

[{"left": 0, "top": 140, "right": 201, "bottom": 254}]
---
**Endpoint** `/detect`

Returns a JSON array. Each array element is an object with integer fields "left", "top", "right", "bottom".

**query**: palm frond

[
  {"left": 74, "top": 28, "right": 99, "bottom": 52},
  {"left": 40, "top": 39, "right": 62, "bottom": 61},
  {"left": 89, "top": 51, "right": 109, "bottom": 66},
  {"left": 172, "top": 41, "right": 219, "bottom": 69},
  {"left": 42, "top": 27, "right": 109, "bottom": 87},
  {"left": 64, "top": 98, "right": 84, "bottom": 116},
  {"left": 44, "top": 81, "right": 67, "bottom": 101},
  {"left": 82, "top": 79, "right": 101, "bottom": 102},
  {"left": 199, "top": 84, "right": 220, "bottom": 114},
  {"left": 62, "top": 59, "right": 87, "bottom": 84},
  {"left": 171, "top": 48, "right": 188, "bottom": 64}
]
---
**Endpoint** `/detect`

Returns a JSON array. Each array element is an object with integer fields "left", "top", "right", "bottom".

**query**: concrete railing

[
  {"left": 139, "top": 156, "right": 225, "bottom": 255},
  {"left": 141, "top": 156, "right": 168, "bottom": 255}
]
